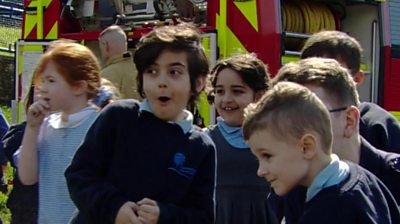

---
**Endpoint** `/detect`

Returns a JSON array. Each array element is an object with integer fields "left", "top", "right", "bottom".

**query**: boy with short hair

[
  {"left": 272, "top": 57, "right": 400, "bottom": 205},
  {"left": 243, "top": 81, "right": 400, "bottom": 224},
  {"left": 65, "top": 23, "right": 216, "bottom": 224},
  {"left": 301, "top": 30, "right": 400, "bottom": 153}
]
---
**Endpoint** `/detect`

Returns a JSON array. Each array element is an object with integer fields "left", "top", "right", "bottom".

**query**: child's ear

[
  {"left": 300, "top": 134, "right": 317, "bottom": 160},
  {"left": 344, "top": 106, "right": 360, "bottom": 138},
  {"left": 72, "top": 80, "right": 88, "bottom": 96},
  {"left": 195, "top": 76, "right": 206, "bottom": 93}
]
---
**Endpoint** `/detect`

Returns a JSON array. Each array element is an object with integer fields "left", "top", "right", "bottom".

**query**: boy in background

[{"left": 301, "top": 30, "right": 400, "bottom": 153}]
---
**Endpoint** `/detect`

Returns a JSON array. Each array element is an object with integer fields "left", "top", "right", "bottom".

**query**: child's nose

[
  {"left": 257, "top": 163, "right": 269, "bottom": 177},
  {"left": 222, "top": 92, "right": 233, "bottom": 102},
  {"left": 157, "top": 74, "right": 168, "bottom": 88}
]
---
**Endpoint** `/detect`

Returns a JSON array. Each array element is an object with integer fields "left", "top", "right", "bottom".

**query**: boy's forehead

[
  {"left": 155, "top": 50, "right": 189, "bottom": 64},
  {"left": 302, "top": 84, "right": 336, "bottom": 106}
]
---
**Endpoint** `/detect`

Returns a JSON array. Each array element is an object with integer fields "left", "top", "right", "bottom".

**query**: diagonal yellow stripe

[
  {"left": 391, "top": 112, "right": 400, "bottom": 121},
  {"left": 45, "top": 22, "right": 58, "bottom": 39},
  {"left": 234, "top": 0, "right": 258, "bottom": 32},
  {"left": 23, "top": 14, "right": 36, "bottom": 39}
]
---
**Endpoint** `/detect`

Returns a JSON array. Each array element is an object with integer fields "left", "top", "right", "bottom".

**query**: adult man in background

[{"left": 99, "top": 25, "right": 140, "bottom": 99}]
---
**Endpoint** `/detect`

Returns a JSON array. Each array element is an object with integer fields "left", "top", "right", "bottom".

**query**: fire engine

[{"left": 13, "top": 0, "right": 400, "bottom": 124}]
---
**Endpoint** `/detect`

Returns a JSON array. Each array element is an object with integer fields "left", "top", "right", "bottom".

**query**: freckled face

[{"left": 38, "top": 61, "right": 77, "bottom": 114}]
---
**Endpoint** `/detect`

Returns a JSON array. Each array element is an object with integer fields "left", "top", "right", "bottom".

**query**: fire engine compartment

[{"left": 280, "top": 0, "right": 381, "bottom": 103}]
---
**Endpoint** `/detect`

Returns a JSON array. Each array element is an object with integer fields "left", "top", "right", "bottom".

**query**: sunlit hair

[
  {"left": 301, "top": 30, "right": 363, "bottom": 76},
  {"left": 33, "top": 42, "right": 101, "bottom": 99},
  {"left": 272, "top": 57, "right": 360, "bottom": 108},
  {"left": 207, "top": 53, "right": 270, "bottom": 100},
  {"left": 134, "top": 23, "right": 209, "bottom": 104},
  {"left": 243, "top": 81, "right": 333, "bottom": 154}
]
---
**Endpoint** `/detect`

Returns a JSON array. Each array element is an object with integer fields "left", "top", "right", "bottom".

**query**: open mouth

[{"left": 158, "top": 96, "right": 171, "bottom": 102}]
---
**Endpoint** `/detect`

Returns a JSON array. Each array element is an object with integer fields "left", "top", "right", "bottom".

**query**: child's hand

[
  {"left": 137, "top": 198, "right": 160, "bottom": 224},
  {"left": 115, "top": 202, "right": 142, "bottom": 224},
  {"left": 26, "top": 99, "right": 50, "bottom": 128}
]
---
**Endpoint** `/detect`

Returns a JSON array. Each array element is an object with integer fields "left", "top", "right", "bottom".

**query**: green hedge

[{"left": 0, "top": 56, "right": 15, "bottom": 106}]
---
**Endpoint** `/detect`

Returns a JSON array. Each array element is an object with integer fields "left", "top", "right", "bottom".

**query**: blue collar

[
  {"left": 139, "top": 99, "right": 193, "bottom": 134},
  {"left": 306, "top": 154, "right": 350, "bottom": 202},
  {"left": 216, "top": 117, "right": 249, "bottom": 149}
]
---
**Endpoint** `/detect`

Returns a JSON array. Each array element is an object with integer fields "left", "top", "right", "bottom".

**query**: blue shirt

[
  {"left": 140, "top": 99, "right": 193, "bottom": 134},
  {"left": 306, "top": 154, "right": 349, "bottom": 202},
  {"left": 215, "top": 117, "right": 248, "bottom": 149}
]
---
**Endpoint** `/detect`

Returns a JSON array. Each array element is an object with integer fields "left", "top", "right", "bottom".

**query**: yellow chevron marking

[
  {"left": 281, "top": 55, "right": 300, "bottom": 64},
  {"left": 391, "top": 112, "right": 400, "bottom": 122},
  {"left": 234, "top": 0, "right": 258, "bottom": 32},
  {"left": 28, "top": 0, "right": 52, "bottom": 8},
  {"left": 45, "top": 22, "right": 58, "bottom": 39},
  {"left": 217, "top": 0, "right": 227, "bottom": 58},
  {"left": 216, "top": 15, "right": 249, "bottom": 59},
  {"left": 23, "top": 14, "right": 37, "bottom": 39}
]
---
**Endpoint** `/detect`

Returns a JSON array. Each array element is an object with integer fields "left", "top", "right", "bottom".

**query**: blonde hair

[
  {"left": 243, "top": 81, "right": 333, "bottom": 153},
  {"left": 272, "top": 57, "right": 360, "bottom": 107}
]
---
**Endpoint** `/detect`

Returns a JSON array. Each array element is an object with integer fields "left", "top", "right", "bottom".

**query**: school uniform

[
  {"left": 207, "top": 121, "right": 278, "bottom": 224},
  {"left": 38, "top": 107, "right": 99, "bottom": 224},
  {"left": 298, "top": 161, "right": 400, "bottom": 224},
  {"left": 65, "top": 99, "right": 216, "bottom": 224},
  {"left": 360, "top": 102, "right": 400, "bottom": 153},
  {"left": 284, "top": 158, "right": 400, "bottom": 224},
  {"left": 359, "top": 137, "right": 400, "bottom": 204}
]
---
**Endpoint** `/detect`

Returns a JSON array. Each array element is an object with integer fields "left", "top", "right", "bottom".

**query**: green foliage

[
  {"left": 1, "top": 106, "right": 11, "bottom": 123},
  {"left": 0, "top": 167, "right": 12, "bottom": 224},
  {"left": 0, "top": 26, "right": 20, "bottom": 52},
  {"left": 0, "top": 56, "right": 15, "bottom": 105}
]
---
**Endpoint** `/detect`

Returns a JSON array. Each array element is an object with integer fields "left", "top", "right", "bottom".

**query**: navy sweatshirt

[
  {"left": 284, "top": 162, "right": 400, "bottom": 224},
  {"left": 360, "top": 102, "right": 400, "bottom": 153},
  {"left": 359, "top": 137, "right": 400, "bottom": 204},
  {"left": 65, "top": 100, "right": 216, "bottom": 224}
]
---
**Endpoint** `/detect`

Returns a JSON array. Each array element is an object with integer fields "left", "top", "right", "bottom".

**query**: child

[
  {"left": 242, "top": 81, "right": 400, "bottom": 223},
  {"left": 65, "top": 23, "right": 216, "bottom": 224},
  {"left": 301, "top": 30, "right": 400, "bottom": 153},
  {"left": 2, "top": 86, "right": 38, "bottom": 224},
  {"left": 0, "top": 107, "right": 9, "bottom": 192},
  {"left": 18, "top": 42, "right": 101, "bottom": 223},
  {"left": 205, "top": 54, "right": 278, "bottom": 224}
]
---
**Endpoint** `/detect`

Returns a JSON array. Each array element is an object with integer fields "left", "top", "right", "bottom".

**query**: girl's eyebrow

[
  {"left": 231, "top": 85, "right": 246, "bottom": 89},
  {"left": 169, "top": 62, "right": 186, "bottom": 67},
  {"left": 215, "top": 84, "right": 246, "bottom": 89}
]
